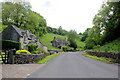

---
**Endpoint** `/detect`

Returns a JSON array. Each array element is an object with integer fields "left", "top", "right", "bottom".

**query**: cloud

[{"left": 29, "top": 0, "right": 104, "bottom": 33}]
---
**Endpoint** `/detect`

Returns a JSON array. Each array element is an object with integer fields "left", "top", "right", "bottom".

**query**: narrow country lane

[{"left": 28, "top": 52, "right": 118, "bottom": 78}]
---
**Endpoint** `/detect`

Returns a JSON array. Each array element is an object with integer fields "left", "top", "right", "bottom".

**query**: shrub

[
  {"left": 36, "top": 47, "right": 47, "bottom": 54},
  {"left": 76, "top": 48, "right": 84, "bottom": 51},
  {"left": 66, "top": 47, "right": 74, "bottom": 51},
  {"left": 62, "top": 46, "right": 67, "bottom": 52},
  {"left": 16, "top": 50, "right": 31, "bottom": 54},
  {"left": 93, "top": 45, "right": 100, "bottom": 49},
  {"left": 27, "top": 43, "right": 38, "bottom": 53},
  {"left": 1, "top": 40, "right": 21, "bottom": 50},
  {"left": 69, "top": 40, "right": 77, "bottom": 50}
]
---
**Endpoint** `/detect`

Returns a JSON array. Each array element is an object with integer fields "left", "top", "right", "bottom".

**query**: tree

[
  {"left": 85, "top": 1, "right": 120, "bottom": 49},
  {"left": 68, "top": 30, "right": 78, "bottom": 50},
  {"left": 69, "top": 40, "right": 77, "bottom": 50},
  {"left": 81, "top": 28, "right": 91, "bottom": 41},
  {"left": 2, "top": 2, "right": 47, "bottom": 37}
]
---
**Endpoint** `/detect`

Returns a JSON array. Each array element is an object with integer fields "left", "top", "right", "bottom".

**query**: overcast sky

[{"left": 29, "top": 0, "right": 104, "bottom": 33}]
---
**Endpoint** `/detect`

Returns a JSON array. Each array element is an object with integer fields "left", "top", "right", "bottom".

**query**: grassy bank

[
  {"left": 82, "top": 54, "right": 115, "bottom": 64},
  {"left": 40, "top": 33, "right": 85, "bottom": 51},
  {"left": 92, "top": 38, "right": 120, "bottom": 53},
  {"left": 40, "top": 33, "right": 67, "bottom": 50},
  {"left": 37, "top": 53, "right": 61, "bottom": 64}
]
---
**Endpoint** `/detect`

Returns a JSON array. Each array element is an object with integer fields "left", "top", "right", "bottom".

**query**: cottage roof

[
  {"left": 55, "top": 39, "right": 67, "bottom": 44},
  {"left": 11, "top": 25, "right": 25, "bottom": 36},
  {"left": 11, "top": 25, "right": 35, "bottom": 39},
  {"left": 10, "top": 25, "right": 46, "bottom": 47}
]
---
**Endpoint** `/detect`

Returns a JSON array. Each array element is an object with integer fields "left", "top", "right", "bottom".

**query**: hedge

[{"left": 1, "top": 40, "right": 21, "bottom": 50}]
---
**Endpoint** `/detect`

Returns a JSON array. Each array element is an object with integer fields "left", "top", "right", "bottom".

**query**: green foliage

[
  {"left": 81, "top": 28, "right": 91, "bottom": 41},
  {"left": 76, "top": 39, "right": 85, "bottom": 49},
  {"left": 62, "top": 46, "right": 67, "bottom": 52},
  {"left": 40, "top": 32, "right": 85, "bottom": 51},
  {"left": 27, "top": 43, "right": 38, "bottom": 53},
  {"left": 66, "top": 47, "right": 74, "bottom": 51},
  {"left": 40, "top": 33, "right": 67, "bottom": 50},
  {"left": 1, "top": 40, "right": 21, "bottom": 50},
  {"left": 69, "top": 40, "right": 77, "bottom": 50},
  {"left": 27, "top": 43, "right": 47, "bottom": 54},
  {"left": 76, "top": 48, "right": 84, "bottom": 51},
  {"left": 67, "top": 30, "right": 79, "bottom": 50},
  {"left": 36, "top": 47, "right": 48, "bottom": 54},
  {"left": 2, "top": 2, "right": 47, "bottom": 37},
  {"left": 16, "top": 50, "right": 31, "bottom": 54},
  {"left": 82, "top": 54, "right": 115, "bottom": 64},
  {"left": 84, "top": 2, "right": 120, "bottom": 49},
  {"left": 46, "top": 26, "right": 68, "bottom": 36},
  {"left": 37, "top": 53, "right": 60, "bottom": 64},
  {"left": 92, "top": 38, "right": 120, "bottom": 53},
  {"left": 0, "top": 23, "right": 8, "bottom": 33}
]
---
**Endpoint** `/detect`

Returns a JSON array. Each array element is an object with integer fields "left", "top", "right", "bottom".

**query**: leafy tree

[
  {"left": 81, "top": 28, "right": 91, "bottom": 41},
  {"left": 68, "top": 30, "right": 78, "bottom": 50},
  {"left": 85, "top": 2, "right": 120, "bottom": 49},
  {"left": 79, "top": 32, "right": 82, "bottom": 35},
  {"left": 2, "top": 2, "right": 47, "bottom": 37},
  {"left": 69, "top": 40, "right": 77, "bottom": 50}
]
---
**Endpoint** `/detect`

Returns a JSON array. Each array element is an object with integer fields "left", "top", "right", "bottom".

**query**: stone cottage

[
  {"left": 1, "top": 25, "right": 47, "bottom": 52},
  {"left": 52, "top": 37, "right": 68, "bottom": 48}
]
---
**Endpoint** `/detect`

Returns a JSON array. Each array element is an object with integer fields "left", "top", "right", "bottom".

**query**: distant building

[
  {"left": 52, "top": 37, "right": 68, "bottom": 48},
  {"left": 1, "top": 25, "right": 47, "bottom": 51}
]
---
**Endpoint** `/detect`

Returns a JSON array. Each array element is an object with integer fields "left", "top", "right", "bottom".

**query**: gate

[
  {"left": 0, "top": 49, "right": 16, "bottom": 64},
  {"left": 0, "top": 50, "right": 9, "bottom": 64}
]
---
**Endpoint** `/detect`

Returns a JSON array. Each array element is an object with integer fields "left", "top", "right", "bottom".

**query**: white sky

[{"left": 29, "top": 0, "right": 104, "bottom": 33}]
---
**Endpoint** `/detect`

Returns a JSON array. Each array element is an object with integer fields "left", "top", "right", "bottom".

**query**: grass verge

[
  {"left": 37, "top": 53, "right": 60, "bottom": 64},
  {"left": 82, "top": 54, "right": 115, "bottom": 64}
]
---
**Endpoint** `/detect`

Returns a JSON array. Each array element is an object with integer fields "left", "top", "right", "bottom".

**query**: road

[{"left": 28, "top": 52, "right": 118, "bottom": 78}]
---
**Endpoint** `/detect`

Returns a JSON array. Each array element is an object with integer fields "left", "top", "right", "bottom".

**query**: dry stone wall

[{"left": 13, "top": 53, "right": 49, "bottom": 64}]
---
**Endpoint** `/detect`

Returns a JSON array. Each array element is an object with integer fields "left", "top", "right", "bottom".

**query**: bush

[
  {"left": 62, "top": 46, "right": 67, "bottom": 52},
  {"left": 27, "top": 43, "right": 38, "bottom": 53},
  {"left": 93, "top": 45, "right": 100, "bottom": 49},
  {"left": 69, "top": 40, "right": 77, "bottom": 50},
  {"left": 16, "top": 50, "right": 31, "bottom": 54},
  {"left": 66, "top": 47, "right": 74, "bottom": 51},
  {"left": 36, "top": 47, "right": 48, "bottom": 54},
  {"left": 1, "top": 40, "right": 21, "bottom": 50},
  {"left": 76, "top": 48, "right": 84, "bottom": 51}
]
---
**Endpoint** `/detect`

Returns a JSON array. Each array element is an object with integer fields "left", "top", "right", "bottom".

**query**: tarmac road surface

[{"left": 28, "top": 52, "right": 118, "bottom": 78}]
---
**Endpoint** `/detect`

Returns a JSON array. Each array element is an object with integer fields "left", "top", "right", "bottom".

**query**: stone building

[
  {"left": 1, "top": 25, "right": 47, "bottom": 52},
  {"left": 52, "top": 37, "right": 68, "bottom": 48}
]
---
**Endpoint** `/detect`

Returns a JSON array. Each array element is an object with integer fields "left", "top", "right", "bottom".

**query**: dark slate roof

[
  {"left": 11, "top": 25, "right": 34, "bottom": 39},
  {"left": 55, "top": 39, "right": 67, "bottom": 43},
  {"left": 11, "top": 25, "right": 25, "bottom": 36},
  {"left": 10, "top": 25, "right": 46, "bottom": 47},
  {"left": 28, "top": 33, "right": 35, "bottom": 39}
]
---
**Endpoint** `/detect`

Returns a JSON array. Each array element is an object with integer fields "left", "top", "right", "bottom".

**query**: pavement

[
  {"left": 2, "top": 64, "right": 44, "bottom": 78},
  {"left": 28, "top": 52, "right": 118, "bottom": 78}
]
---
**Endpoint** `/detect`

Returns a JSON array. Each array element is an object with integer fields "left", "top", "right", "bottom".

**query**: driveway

[{"left": 28, "top": 52, "right": 118, "bottom": 78}]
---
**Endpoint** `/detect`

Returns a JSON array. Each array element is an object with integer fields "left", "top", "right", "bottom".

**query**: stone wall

[
  {"left": 13, "top": 53, "right": 49, "bottom": 64},
  {"left": 86, "top": 51, "right": 119, "bottom": 63}
]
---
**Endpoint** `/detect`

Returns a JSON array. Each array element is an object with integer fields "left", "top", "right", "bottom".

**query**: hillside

[
  {"left": 40, "top": 33, "right": 85, "bottom": 51},
  {"left": 92, "top": 38, "right": 120, "bottom": 53},
  {"left": 40, "top": 33, "right": 67, "bottom": 50}
]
